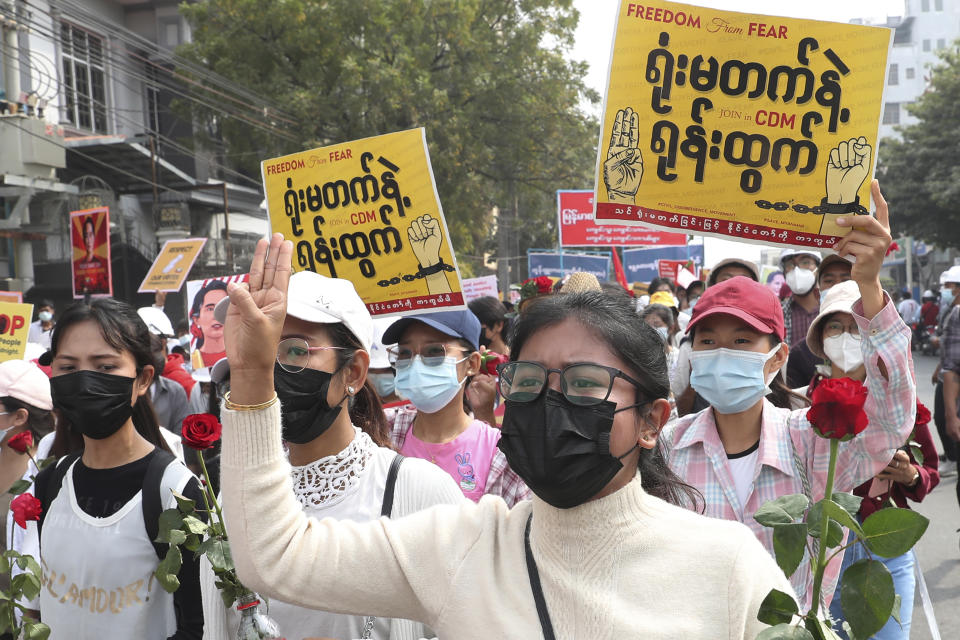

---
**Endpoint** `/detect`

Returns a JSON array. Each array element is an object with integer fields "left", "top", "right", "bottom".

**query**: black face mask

[
  {"left": 497, "top": 389, "right": 639, "bottom": 509},
  {"left": 50, "top": 370, "right": 137, "bottom": 440},
  {"left": 273, "top": 363, "right": 347, "bottom": 444},
  {"left": 478, "top": 329, "right": 493, "bottom": 349}
]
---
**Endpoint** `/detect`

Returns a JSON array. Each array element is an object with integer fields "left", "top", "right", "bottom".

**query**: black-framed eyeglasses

[{"left": 496, "top": 361, "right": 646, "bottom": 406}]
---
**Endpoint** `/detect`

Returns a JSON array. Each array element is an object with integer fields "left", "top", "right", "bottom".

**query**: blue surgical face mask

[
  {"left": 367, "top": 372, "right": 396, "bottom": 399},
  {"left": 820, "top": 287, "right": 830, "bottom": 304},
  {"left": 690, "top": 344, "right": 780, "bottom": 414},
  {"left": 394, "top": 356, "right": 467, "bottom": 414},
  {"left": 38, "top": 311, "right": 53, "bottom": 323},
  {"left": 943, "top": 288, "right": 955, "bottom": 308},
  {"left": 688, "top": 297, "right": 699, "bottom": 312},
  {"left": 655, "top": 326, "right": 669, "bottom": 342}
]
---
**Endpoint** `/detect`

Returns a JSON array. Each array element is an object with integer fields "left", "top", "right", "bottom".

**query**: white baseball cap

[
  {"left": 941, "top": 265, "right": 960, "bottom": 285},
  {"left": 0, "top": 360, "right": 53, "bottom": 411},
  {"left": 214, "top": 271, "right": 374, "bottom": 351},
  {"left": 779, "top": 249, "right": 822, "bottom": 266},
  {"left": 806, "top": 280, "right": 861, "bottom": 359},
  {"left": 369, "top": 317, "right": 396, "bottom": 369},
  {"left": 138, "top": 306, "right": 175, "bottom": 337}
]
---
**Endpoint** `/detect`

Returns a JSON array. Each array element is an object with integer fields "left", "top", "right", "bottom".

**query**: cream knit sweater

[{"left": 222, "top": 402, "right": 794, "bottom": 639}]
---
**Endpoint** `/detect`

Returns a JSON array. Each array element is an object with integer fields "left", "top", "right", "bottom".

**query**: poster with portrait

[
  {"left": 262, "top": 128, "right": 465, "bottom": 317},
  {"left": 70, "top": 207, "right": 112, "bottom": 299},
  {"left": 185, "top": 274, "right": 249, "bottom": 370},
  {"left": 593, "top": 0, "right": 892, "bottom": 250}
]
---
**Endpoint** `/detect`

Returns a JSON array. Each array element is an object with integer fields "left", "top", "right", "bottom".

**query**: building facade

[{"left": 0, "top": 0, "right": 270, "bottom": 321}]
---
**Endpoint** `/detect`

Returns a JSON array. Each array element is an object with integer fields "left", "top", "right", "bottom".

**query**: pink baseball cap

[
  {"left": 0, "top": 360, "right": 53, "bottom": 410},
  {"left": 686, "top": 276, "right": 785, "bottom": 340}
]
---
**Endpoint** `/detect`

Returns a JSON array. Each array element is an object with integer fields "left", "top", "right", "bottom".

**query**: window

[
  {"left": 922, "top": 0, "right": 930, "bottom": 11},
  {"left": 923, "top": 39, "right": 931, "bottom": 51},
  {"left": 888, "top": 64, "right": 898, "bottom": 85},
  {"left": 882, "top": 102, "right": 900, "bottom": 125},
  {"left": 938, "top": 38, "right": 946, "bottom": 49},
  {"left": 906, "top": 67, "right": 916, "bottom": 79},
  {"left": 144, "top": 64, "right": 160, "bottom": 133},
  {"left": 60, "top": 23, "right": 107, "bottom": 133}
]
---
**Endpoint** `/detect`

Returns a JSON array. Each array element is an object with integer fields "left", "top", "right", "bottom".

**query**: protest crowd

[{"left": 2, "top": 2, "right": 959, "bottom": 640}]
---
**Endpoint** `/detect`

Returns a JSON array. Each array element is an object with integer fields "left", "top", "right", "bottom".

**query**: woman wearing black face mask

[
  {"left": 201, "top": 270, "right": 462, "bottom": 640},
  {"left": 33, "top": 299, "right": 205, "bottom": 640},
  {"left": 215, "top": 235, "right": 796, "bottom": 639}
]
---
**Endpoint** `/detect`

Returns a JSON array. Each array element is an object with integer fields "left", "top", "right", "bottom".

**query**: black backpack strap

[
  {"left": 38, "top": 454, "right": 80, "bottom": 537},
  {"left": 525, "top": 514, "right": 556, "bottom": 640},
  {"left": 142, "top": 448, "right": 178, "bottom": 559},
  {"left": 380, "top": 454, "right": 405, "bottom": 517}
]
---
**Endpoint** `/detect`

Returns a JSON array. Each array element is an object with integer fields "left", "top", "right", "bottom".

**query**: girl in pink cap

[{"left": 661, "top": 182, "right": 917, "bottom": 615}]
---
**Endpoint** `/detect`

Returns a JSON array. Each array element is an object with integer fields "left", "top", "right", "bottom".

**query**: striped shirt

[{"left": 661, "top": 296, "right": 915, "bottom": 608}]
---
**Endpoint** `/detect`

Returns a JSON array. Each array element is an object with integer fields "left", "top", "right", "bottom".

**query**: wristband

[
  {"left": 417, "top": 259, "right": 447, "bottom": 277},
  {"left": 819, "top": 196, "right": 860, "bottom": 214}
]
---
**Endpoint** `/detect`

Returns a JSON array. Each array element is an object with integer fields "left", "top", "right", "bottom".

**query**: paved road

[{"left": 907, "top": 352, "right": 958, "bottom": 639}]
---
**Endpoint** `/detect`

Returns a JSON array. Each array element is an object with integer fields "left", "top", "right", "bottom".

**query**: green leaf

[
  {"left": 804, "top": 617, "right": 843, "bottom": 640},
  {"left": 0, "top": 554, "right": 10, "bottom": 575},
  {"left": 820, "top": 499, "right": 865, "bottom": 538},
  {"left": 755, "top": 624, "right": 816, "bottom": 640},
  {"left": 155, "top": 527, "right": 187, "bottom": 546},
  {"left": 198, "top": 536, "right": 234, "bottom": 572},
  {"left": 861, "top": 508, "right": 929, "bottom": 558},
  {"left": 840, "top": 558, "right": 896, "bottom": 639},
  {"left": 18, "top": 573, "right": 41, "bottom": 602},
  {"left": 773, "top": 523, "right": 808, "bottom": 578},
  {"left": 891, "top": 594, "right": 902, "bottom": 625},
  {"left": 157, "top": 508, "right": 184, "bottom": 537},
  {"left": 908, "top": 443, "right": 924, "bottom": 466},
  {"left": 807, "top": 502, "right": 845, "bottom": 548},
  {"left": 154, "top": 545, "right": 183, "bottom": 593},
  {"left": 757, "top": 588, "right": 800, "bottom": 626},
  {"left": 7, "top": 479, "right": 32, "bottom": 495},
  {"left": 181, "top": 515, "right": 209, "bottom": 536},
  {"left": 24, "top": 621, "right": 51, "bottom": 640},
  {"left": 20, "top": 555, "right": 41, "bottom": 578},
  {"left": 755, "top": 494, "right": 811, "bottom": 527},
  {"left": 36, "top": 456, "right": 55, "bottom": 471},
  {"left": 831, "top": 492, "right": 863, "bottom": 521},
  {"left": 184, "top": 533, "right": 201, "bottom": 552},
  {"left": 172, "top": 490, "right": 196, "bottom": 515}
]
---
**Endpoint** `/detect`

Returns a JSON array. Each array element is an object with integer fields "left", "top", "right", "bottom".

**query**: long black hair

[
  {"left": 190, "top": 280, "right": 228, "bottom": 350},
  {"left": 47, "top": 298, "right": 172, "bottom": 457},
  {"left": 509, "top": 291, "right": 703, "bottom": 510},
  {"left": 322, "top": 322, "right": 392, "bottom": 449}
]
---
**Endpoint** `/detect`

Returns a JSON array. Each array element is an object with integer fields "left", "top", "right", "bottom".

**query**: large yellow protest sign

[
  {"left": 263, "top": 128, "right": 465, "bottom": 316},
  {"left": 593, "top": 1, "right": 892, "bottom": 249},
  {"left": 138, "top": 238, "right": 208, "bottom": 293},
  {"left": 0, "top": 302, "right": 33, "bottom": 362}
]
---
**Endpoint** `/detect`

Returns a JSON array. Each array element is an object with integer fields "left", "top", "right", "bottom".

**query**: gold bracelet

[{"left": 223, "top": 391, "right": 279, "bottom": 412}]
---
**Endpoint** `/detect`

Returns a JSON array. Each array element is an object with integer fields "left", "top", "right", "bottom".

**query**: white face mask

[
  {"left": 823, "top": 333, "right": 863, "bottom": 373},
  {"left": 785, "top": 267, "right": 816, "bottom": 295}
]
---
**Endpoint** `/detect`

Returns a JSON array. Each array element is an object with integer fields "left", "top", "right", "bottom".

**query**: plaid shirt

[
  {"left": 389, "top": 406, "right": 531, "bottom": 508},
  {"left": 782, "top": 296, "right": 820, "bottom": 347},
  {"left": 938, "top": 305, "right": 960, "bottom": 373},
  {"left": 662, "top": 296, "right": 915, "bottom": 608}
]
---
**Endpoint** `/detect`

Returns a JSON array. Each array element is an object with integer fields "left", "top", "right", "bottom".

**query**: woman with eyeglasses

[
  {"left": 809, "top": 281, "right": 939, "bottom": 640},
  {"left": 214, "top": 234, "right": 795, "bottom": 639},
  {"left": 661, "top": 182, "right": 917, "bottom": 611},
  {"left": 382, "top": 310, "right": 530, "bottom": 506},
  {"left": 201, "top": 270, "right": 462, "bottom": 640}
]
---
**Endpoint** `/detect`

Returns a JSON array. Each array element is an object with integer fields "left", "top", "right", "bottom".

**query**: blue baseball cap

[{"left": 382, "top": 310, "right": 481, "bottom": 351}]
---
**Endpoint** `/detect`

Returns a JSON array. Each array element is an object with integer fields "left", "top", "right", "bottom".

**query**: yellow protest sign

[
  {"left": 263, "top": 128, "right": 465, "bottom": 316},
  {"left": 593, "top": 1, "right": 892, "bottom": 250},
  {"left": 0, "top": 302, "right": 33, "bottom": 362},
  {"left": 138, "top": 238, "right": 208, "bottom": 293}
]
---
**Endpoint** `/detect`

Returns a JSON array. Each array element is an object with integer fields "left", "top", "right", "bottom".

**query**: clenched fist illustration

[
  {"left": 408, "top": 214, "right": 443, "bottom": 268},
  {"left": 604, "top": 107, "right": 644, "bottom": 204},
  {"left": 825, "top": 136, "right": 872, "bottom": 205}
]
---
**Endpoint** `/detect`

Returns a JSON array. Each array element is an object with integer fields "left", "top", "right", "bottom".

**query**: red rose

[
  {"left": 481, "top": 352, "right": 509, "bottom": 376},
  {"left": 807, "top": 377, "right": 868, "bottom": 440},
  {"left": 885, "top": 241, "right": 900, "bottom": 257},
  {"left": 181, "top": 413, "right": 222, "bottom": 450},
  {"left": 915, "top": 401, "right": 931, "bottom": 426},
  {"left": 6, "top": 430, "right": 33, "bottom": 454},
  {"left": 10, "top": 493, "right": 41, "bottom": 529}
]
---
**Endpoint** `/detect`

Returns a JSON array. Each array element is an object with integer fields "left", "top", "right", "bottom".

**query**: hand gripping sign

[{"left": 592, "top": 0, "right": 892, "bottom": 250}]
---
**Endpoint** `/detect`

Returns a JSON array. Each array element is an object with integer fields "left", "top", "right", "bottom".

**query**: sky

[{"left": 567, "top": 0, "right": 906, "bottom": 266}]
